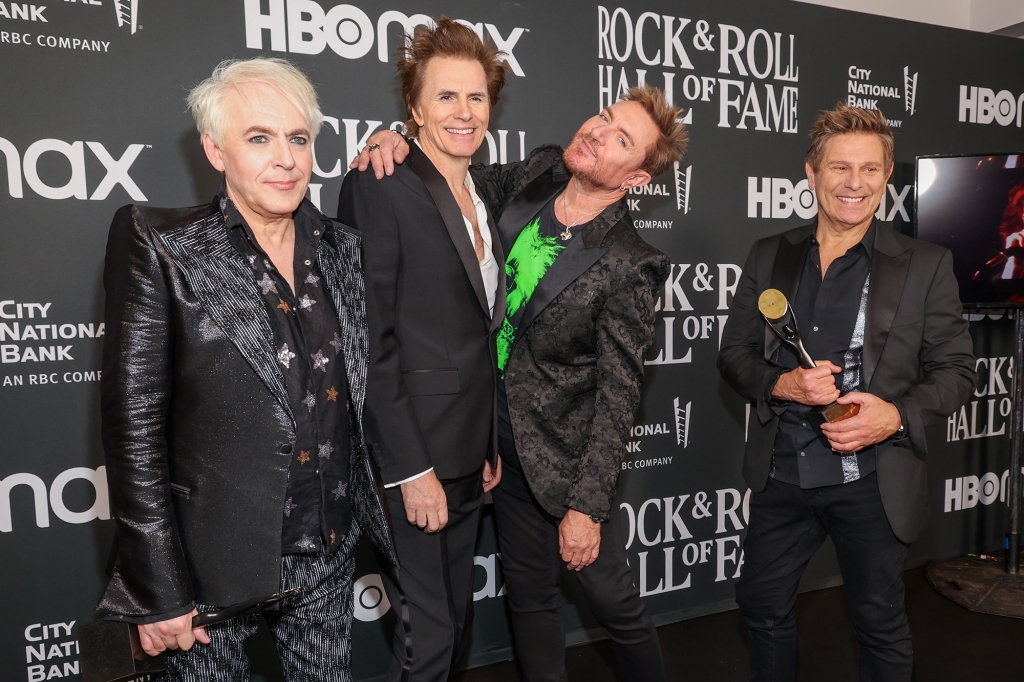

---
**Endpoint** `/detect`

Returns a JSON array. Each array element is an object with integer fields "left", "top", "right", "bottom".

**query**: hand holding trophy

[{"left": 758, "top": 288, "right": 859, "bottom": 423}]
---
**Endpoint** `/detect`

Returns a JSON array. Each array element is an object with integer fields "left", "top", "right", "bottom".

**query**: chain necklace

[{"left": 558, "top": 191, "right": 603, "bottom": 241}]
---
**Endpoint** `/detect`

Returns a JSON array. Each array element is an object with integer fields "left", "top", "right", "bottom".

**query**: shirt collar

[
  {"left": 218, "top": 182, "right": 245, "bottom": 229},
  {"left": 218, "top": 182, "right": 325, "bottom": 247},
  {"left": 412, "top": 138, "right": 483, "bottom": 206},
  {"left": 810, "top": 220, "right": 876, "bottom": 260}
]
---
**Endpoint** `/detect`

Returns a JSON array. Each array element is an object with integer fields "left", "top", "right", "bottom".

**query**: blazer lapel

[
  {"left": 405, "top": 144, "right": 491, "bottom": 317},
  {"left": 317, "top": 220, "right": 369, "bottom": 424},
  {"left": 496, "top": 166, "right": 567, "bottom": 255},
  {"left": 512, "top": 203, "right": 621, "bottom": 347},
  {"left": 764, "top": 227, "right": 812, "bottom": 360},
  {"left": 156, "top": 210, "right": 294, "bottom": 424},
  {"left": 863, "top": 223, "right": 912, "bottom": 390}
]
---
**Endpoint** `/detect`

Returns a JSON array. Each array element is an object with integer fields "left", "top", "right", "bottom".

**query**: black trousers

[
  {"left": 381, "top": 470, "right": 484, "bottom": 682},
  {"left": 491, "top": 457, "right": 665, "bottom": 682},
  {"left": 736, "top": 473, "right": 912, "bottom": 682}
]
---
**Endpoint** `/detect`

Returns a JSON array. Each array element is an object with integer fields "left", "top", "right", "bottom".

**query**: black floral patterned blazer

[
  {"left": 96, "top": 198, "right": 396, "bottom": 622},
  {"left": 471, "top": 147, "right": 670, "bottom": 521}
]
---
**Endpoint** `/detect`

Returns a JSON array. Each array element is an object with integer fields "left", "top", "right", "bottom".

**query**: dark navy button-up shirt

[{"left": 771, "top": 224, "right": 877, "bottom": 489}]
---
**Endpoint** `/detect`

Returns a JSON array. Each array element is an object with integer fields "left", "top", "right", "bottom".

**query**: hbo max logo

[
  {"left": 747, "top": 177, "right": 816, "bottom": 219},
  {"left": 747, "top": 176, "right": 911, "bottom": 222},
  {"left": 245, "top": 0, "right": 527, "bottom": 76}
]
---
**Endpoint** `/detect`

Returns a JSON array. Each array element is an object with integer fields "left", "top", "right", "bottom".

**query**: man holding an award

[{"left": 718, "top": 103, "right": 976, "bottom": 682}]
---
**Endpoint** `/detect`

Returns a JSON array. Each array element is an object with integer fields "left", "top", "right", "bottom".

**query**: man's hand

[
  {"left": 771, "top": 361, "right": 841, "bottom": 406},
  {"left": 482, "top": 457, "right": 502, "bottom": 493},
  {"left": 350, "top": 130, "right": 410, "bottom": 179},
  {"left": 558, "top": 509, "right": 601, "bottom": 571},
  {"left": 820, "top": 392, "right": 902, "bottom": 453},
  {"left": 400, "top": 470, "right": 448, "bottom": 533},
  {"left": 137, "top": 608, "right": 210, "bottom": 657}
]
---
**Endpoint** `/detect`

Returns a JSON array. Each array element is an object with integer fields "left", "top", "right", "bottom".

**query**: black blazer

[
  {"left": 96, "top": 200, "right": 395, "bottom": 621},
  {"left": 471, "top": 146, "right": 669, "bottom": 521},
  {"left": 337, "top": 144, "right": 506, "bottom": 484},
  {"left": 717, "top": 221, "right": 977, "bottom": 543}
]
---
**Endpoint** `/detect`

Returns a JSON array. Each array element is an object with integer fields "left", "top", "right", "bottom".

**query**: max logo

[{"left": 0, "top": 137, "right": 148, "bottom": 201}]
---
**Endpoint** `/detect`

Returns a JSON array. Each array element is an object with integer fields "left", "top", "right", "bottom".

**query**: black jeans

[
  {"left": 491, "top": 455, "right": 664, "bottom": 682},
  {"left": 736, "top": 473, "right": 912, "bottom": 682}
]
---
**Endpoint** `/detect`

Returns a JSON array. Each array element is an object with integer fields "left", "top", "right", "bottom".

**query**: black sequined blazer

[
  {"left": 471, "top": 147, "right": 670, "bottom": 521},
  {"left": 96, "top": 198, "right": 396, "bottom": 622}
]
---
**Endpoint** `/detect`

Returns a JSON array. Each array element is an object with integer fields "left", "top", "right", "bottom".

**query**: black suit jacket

[
  {"left": 96, "top": 200, "right": 396, "bottom": 621},
  {"left": 337, "top": 144, "right": 506, "bottom": 484},
  {"left": 717, "top": 220, "right": 977, "bottom": 543},
  {"left": 472, "top": 146, "right": 669, "bottom": 521}
]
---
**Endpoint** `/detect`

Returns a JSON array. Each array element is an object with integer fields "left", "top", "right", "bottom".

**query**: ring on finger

[{"left": 367, "top": 143, "right": 381, "bottom": 152}]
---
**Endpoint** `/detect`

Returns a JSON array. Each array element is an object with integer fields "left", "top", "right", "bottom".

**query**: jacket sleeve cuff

[
  {"left": 757, "top": 368, "right": 791, "bottom": 422},
  {"left": 383, "top": 467, "right": 433, "bottom": 488},
  {"left": 564, "top": 485, "right": 614, "bottom": 521},
  {"left": 103, "top": 601, "right": 195, "bottom": 625},
  {"left": 889, "top": 400, "right": 912, "bottom": 447}
]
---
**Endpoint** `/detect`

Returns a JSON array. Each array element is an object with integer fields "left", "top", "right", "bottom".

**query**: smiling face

[
  {"left": 201, "top": 82, "right": 313, "bottom": 222},
  {"left": 807, "top": 132, "right": 892, "bottom": 234},
  {"left": 563, "top": 100, "right": 659, "bottom": 192},
  {"left": 411, "top": 56, "right": 490, "bottom": 162}
]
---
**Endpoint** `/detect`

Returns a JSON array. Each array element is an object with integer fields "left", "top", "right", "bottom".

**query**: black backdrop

[{"left": 2, "top": 2, "right": 1024, "bottom": 680}]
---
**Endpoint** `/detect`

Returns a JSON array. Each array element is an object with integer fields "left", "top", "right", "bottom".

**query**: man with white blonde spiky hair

[{"left": 95, "top": 57, "right": 396, "bottom": 681}]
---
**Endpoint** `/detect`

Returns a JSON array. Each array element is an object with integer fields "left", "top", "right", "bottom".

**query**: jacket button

[{"left": 280, "top": 445, "right": 292, "bottom": 454}]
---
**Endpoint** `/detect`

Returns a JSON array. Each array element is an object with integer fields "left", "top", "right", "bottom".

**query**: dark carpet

[{"left": 458, "top": 567, "right": 1024, "bottom": 682}]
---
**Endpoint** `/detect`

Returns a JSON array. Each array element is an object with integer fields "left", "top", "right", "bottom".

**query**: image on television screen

[
  {"left": 917, "top": 153, "right": 1024, "bottom": 305},
  {"left": 916, "top": 153, "right": 1024, "bottom": 307}
]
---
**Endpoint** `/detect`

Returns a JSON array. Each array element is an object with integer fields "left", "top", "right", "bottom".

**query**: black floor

[{"left": 459, "top": 568, "right": 1024, "bottom": 682}]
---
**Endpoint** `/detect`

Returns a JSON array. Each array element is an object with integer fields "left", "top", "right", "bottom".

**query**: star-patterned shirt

[{"left": 221, "top": 189, "right": 351, "bottom": 556}]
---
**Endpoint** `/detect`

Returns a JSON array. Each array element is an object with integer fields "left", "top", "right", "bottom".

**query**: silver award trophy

[{"left": 757, "top": 288, "right": 859, "bottom": 423}]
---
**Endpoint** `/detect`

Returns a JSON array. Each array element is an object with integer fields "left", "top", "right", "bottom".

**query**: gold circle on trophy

[{"left": 758, "top": 289, "right": 789, "bottom": 321}]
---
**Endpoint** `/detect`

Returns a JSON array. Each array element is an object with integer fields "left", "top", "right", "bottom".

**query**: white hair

[{"left": 186, "top": 57, "right": 323, "bottom": 146}]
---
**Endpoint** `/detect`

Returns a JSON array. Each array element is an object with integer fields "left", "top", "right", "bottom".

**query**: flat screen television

[{"left": 915, "top": 153, "right": 1024, "bottom": 308}]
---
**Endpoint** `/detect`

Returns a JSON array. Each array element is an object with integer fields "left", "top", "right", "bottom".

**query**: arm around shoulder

[{"left": 470, "top": 144, "right": 565, "bottom": 216}]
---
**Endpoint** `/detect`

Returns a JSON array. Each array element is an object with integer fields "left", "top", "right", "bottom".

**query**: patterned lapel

[
  {"left": 496, "top": 166, "right": 567, "bottom": 255},
  {"left": 317, "top": 220, "right": 369, "bottom": 425},
  {"left": 156, "top": 208, "right": 294, "bottom": 424},
  {"left": 512, "top": 200, "right": 621, "bottom": 347}
]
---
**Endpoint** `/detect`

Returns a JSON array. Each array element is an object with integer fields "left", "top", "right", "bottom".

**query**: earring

[{"left": 619, "top": 185, "right": 628, "bottom": 192}]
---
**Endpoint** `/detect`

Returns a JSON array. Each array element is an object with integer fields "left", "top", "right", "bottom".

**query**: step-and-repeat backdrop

[{"left": 2, "top": 1, "right": 1023, "bottom": 680}]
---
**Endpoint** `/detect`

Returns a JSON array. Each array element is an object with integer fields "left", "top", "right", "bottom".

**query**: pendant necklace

[{"left": 559, "top": 191, "right": 602, "bottom": 241}]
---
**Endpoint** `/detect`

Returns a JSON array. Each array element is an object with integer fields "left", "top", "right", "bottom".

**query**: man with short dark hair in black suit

[{"left": 337, "top": 18, "right": 509, "bottom": 682}]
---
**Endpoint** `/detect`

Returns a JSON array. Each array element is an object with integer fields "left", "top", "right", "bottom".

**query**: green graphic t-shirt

[{"left": 496, "top": 200, "right": 566, "bottom": 376}]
